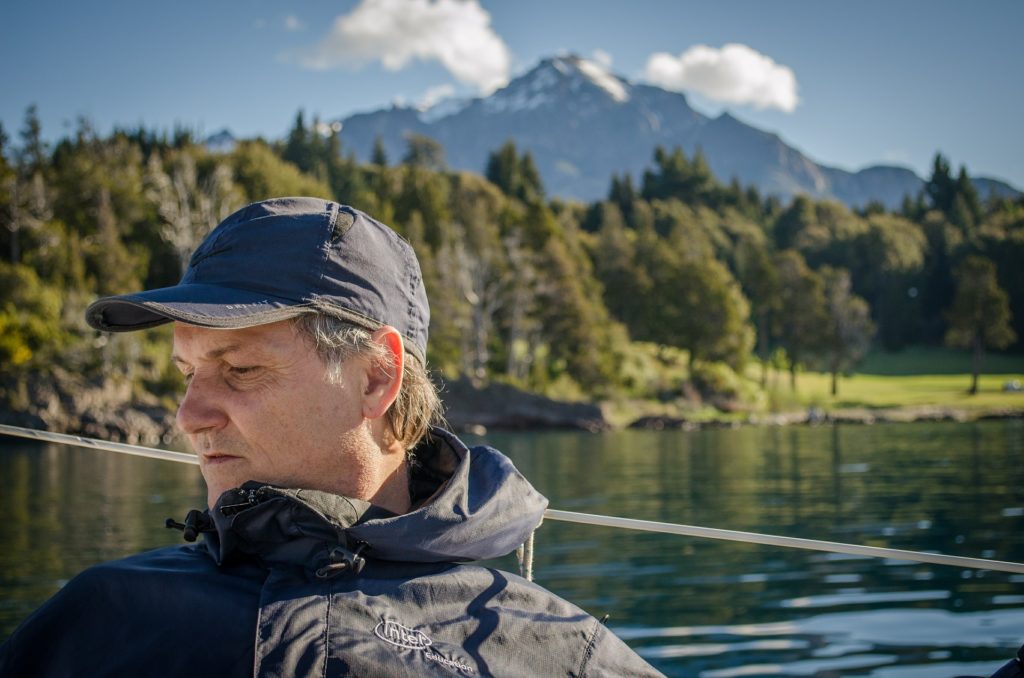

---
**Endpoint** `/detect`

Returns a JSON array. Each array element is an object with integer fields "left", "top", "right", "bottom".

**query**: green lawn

[
  {"left": 856, "top": 346, "right": 1024, "bottom": 376},
  {"left": 761, "top": 348, "right": 1024, "bottom": 412}
]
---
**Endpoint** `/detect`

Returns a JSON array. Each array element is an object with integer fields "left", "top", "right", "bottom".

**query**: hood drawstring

[
  {"left": 516, "top": 516, "right": 543, "bottom": 583},
  {"left": 165, "top": 509, "right": 215, "bottom": 542},
  {"left": 515, "top": 532, "right": 535, "bottom": 582},
  {"left": 315, "top": 542, "right": 368, "bottom": 579}
]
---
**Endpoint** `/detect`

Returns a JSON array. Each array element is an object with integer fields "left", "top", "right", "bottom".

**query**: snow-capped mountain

[{"left": 336, "top": 55, "right": 1017, "bottom": 207}]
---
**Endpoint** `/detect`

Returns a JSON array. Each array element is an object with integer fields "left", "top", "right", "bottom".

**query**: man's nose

[{"left": 176, "top": 374, "right": 228, "bottom": 435}]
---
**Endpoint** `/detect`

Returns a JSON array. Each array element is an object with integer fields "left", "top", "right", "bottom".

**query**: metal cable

[{"left": 3, "top": 423, "right": 1023, "bottom": 574}]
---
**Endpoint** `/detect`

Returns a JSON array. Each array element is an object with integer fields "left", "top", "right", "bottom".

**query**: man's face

[{"left": 172, "top": 320, "right": 375, "bottom": 508}]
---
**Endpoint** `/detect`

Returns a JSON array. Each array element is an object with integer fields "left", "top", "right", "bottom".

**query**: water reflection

[
  {"left": 481, "top": 421, "right": 1024, "bottom": 676},
  {"left": 2, "top": 421, "right": 1022, "bottom": 676},
  {"left": 0, "top": 441, "right": 205, "bottom": 636}
]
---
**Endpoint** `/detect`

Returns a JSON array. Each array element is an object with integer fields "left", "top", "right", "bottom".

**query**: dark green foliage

[
  {"left": 371, "top": 137, "right": 388, "bottom": 167},
  {"left": 924, "top": 152, "right": 982, "bottom": 233},
  {"left": 17, "top": 105, "right": 47, "bottom": 175},
  {"left": 641, "top": 146, "right": 717, "bottom": 206},
  {"left": 978, "top": 199, "right": 1024, "bottom": 346},
  {"left": 607, "top": 173, "right": 638, "bottom": 226},
  {"left": 402, "top": 134, "right": 446, "bottom": 172},
  {"left": 819, "top": 266, "right": 875, "bottom": 395},
  {"left": 925, "top": 153, "right": 956, "bottom": 214},
  {"left": 849, "top": 213, "right": 926, "bottom": 349},
  {"left": 773, "top": 250, "right": 829, "bottom": 390},
  {"left": 944, "top": 255, "right": 1016, "bottom": 394},
  {"left": 735, "top": 236, "right": 779, "bottom": 385},
  {"left": 0, "top": 262, "right": 65, "bottom": 375},
  {"left": 230, "top": 140, "right": 332, "bottom": 201},
  {"left": 484, "top": 141, "right": 544, "bottom": 204},
  {"left": 282, "top": 110, "right": 310, "bottom": 172},
  {"left": 4, "top": 103, "right": 1021, "bottom": 414},
  {"left": 951, "top": 167, "right": 982, "bottom": 232}
]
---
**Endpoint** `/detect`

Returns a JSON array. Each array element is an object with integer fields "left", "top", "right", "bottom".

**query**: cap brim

[{"left": 86, "top": 283, "right": 309, "bottom": 332}]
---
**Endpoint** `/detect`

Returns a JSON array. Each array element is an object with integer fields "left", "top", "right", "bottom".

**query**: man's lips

[{"left": 201, "top": 453, "right": 243, "bottom": 466}]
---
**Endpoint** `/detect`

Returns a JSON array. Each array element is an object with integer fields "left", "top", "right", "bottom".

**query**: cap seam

[{"left": 313, "top": 201, "right": 338, "bottom": 293}]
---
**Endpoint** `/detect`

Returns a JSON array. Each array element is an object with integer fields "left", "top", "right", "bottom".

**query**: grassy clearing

[
  {"left": 760, "top": 347, "right": 1024, "bottom": 413},
  {"left": 856, "top": 347, "right": 1024, "bottom": 376},
  {"left": 601, "top": 346, "right": 1024, "bottom": 425}
]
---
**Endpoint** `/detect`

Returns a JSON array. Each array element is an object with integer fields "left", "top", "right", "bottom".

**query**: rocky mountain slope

[{"left": 332, "top": 55, "right": 1018, "bottom": 209}]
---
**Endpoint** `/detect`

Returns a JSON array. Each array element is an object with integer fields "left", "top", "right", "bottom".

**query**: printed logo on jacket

[{"left": 374, "top": 620, "right": 476, "bottom": 674}]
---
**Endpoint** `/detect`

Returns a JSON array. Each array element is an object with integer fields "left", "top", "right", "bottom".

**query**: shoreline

[
  {"left": 2, "top": 372, "right": 1021, "bottom": 444},
  {"left": 625, "top": 404, "right": 1024, "bottom": 432}
]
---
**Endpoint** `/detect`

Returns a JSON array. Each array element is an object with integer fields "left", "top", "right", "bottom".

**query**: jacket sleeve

[
  {"left": 578, "top": 621, "right": 665, "bottom": 677},
  {"left": 0, "top": 569, "right": 109, "bottom": 678}
]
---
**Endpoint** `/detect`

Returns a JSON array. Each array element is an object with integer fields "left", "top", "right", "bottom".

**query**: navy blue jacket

[{"left": 0, "top": 428, "right": 662, "bottom": 677}]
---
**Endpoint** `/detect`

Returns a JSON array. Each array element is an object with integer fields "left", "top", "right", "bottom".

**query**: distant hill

[{"left": 331, "top": 55, "right": 1020, "bottom": 209}]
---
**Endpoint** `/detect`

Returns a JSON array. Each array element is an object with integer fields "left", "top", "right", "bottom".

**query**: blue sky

[{"left": 3, "top": 1, "right": 1022, "bottom": 187}]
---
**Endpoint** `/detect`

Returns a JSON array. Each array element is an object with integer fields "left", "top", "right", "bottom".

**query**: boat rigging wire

[{"left": 3, "top": 423, "right": 1023, "bottom": 575}]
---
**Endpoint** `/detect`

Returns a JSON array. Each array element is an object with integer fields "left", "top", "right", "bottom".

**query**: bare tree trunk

[
  {"left": 8, "top": 210, "right": 18, "bottom": 263},
  {"left": 7, "top": 178, "right": 21, "bottom": 264},
  {"left": 757, "top": 310, "right": 769, "bottom": 388},
  {"left": 831, "top": 343, "right": 840, "bottom": 396},
  {"left": 790, "top": 361, "right": 798, "bottom": 392},
  {"left": 503, "top": 231, "right": 539, "bottom": 383},
  {"left": 147, "top": 152, "right": 240, "bottom": 276},
  {"left": 970, "top": 333, "right": 982, "bottom": 395}
]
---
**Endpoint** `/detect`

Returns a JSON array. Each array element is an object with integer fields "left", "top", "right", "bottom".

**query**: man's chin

[{"left": 201, "top": 464, "right": 249, "bottom": 509}]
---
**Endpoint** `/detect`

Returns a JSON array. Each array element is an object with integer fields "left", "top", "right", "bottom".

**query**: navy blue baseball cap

[{"left": 85, "top": 197, "right": 430, "bottom": 363}]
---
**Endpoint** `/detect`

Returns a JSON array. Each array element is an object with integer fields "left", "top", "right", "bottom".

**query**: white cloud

[
  {"left": 644, "top": 43, "right": 799, "bottom": 113},
  {"left": 592, "top": 49, "right": 613, "bottom": 69},
  {"left": 300, "top": 0, "right": 510, "bottom": 94},
  {"left": 417, "top": 84, "right": 456, "bottom": 110},
  {"left": 284, "top": 15, "right": 305, "bottom": 31}
]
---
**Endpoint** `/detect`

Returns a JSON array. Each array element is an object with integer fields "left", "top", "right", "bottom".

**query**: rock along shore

[{"left": 1, "top": 373, "right": 1021, "bottom": 444}]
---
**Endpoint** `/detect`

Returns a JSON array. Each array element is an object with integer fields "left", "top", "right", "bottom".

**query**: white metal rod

[
  {"left": 3, "top": 424, "right": 1023, "bottom": 574},
  {"left": 0, "top": 424, "right": 198, "bottom": 465},
  {"left": 544, "top": 509, "right": 1024, "bottom": 574}
]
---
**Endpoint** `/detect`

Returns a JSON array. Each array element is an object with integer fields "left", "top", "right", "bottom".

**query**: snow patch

[
  {"left": 575, "top": 58, "right": 630, "bottom": 102},
  {"left": 418, "top": 94, "right": 470, "bottom": 123}
]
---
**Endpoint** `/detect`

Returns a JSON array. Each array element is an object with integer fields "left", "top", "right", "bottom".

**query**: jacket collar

[{"left": 180, "top": 427, "right": 547, "bottom": 571}]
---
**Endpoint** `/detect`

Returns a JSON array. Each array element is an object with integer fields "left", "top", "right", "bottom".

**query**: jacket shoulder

[
  {"left": 0, "top": 546, "right": 261, "bottom": 678},
  {"left": 459, "top": 565, "right": 663, "bottom": 677},
  {"left": 580, "top": 622, "right": 664, "bottom": 677}
]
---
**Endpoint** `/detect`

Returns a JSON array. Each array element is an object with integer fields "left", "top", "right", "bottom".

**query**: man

[{"left": 0, "top": 197, "right": 662, "bottom": 677}]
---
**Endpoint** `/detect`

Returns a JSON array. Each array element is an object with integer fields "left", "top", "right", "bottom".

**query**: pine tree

[
  {"left": 772, "top": 195, "right": 815, "bottom": 251},
  {"left": 952, "top": 166, "right": 981, "bottom": 231},
  {"left": 282, "top": 110, "right": 310, "bottom": 171},
  {"left": 371, "top": 136, "right": 388, "bottom": 167},
  {"left": 485, "top": 140, "right": 518, "bottom": 197},
  {"left": 925, "top": 153, "right": 955, "bottom": 214},
  {"left": 18, "top": 105, "right": 47, "bottom": 174},
  {"left": 607, "top": 173, "right": 637, "bottom": 226},
  {"left": 518, "top": 151, "right": 544, "bottom": 202}
]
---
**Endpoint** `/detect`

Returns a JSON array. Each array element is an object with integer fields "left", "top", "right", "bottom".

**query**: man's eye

[{"left": 229, "top": 366, "right": 259, "bottom": 376}]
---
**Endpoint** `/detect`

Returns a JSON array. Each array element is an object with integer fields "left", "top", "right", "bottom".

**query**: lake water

[{"left": 1, "top": 420, "right": 1022, "bottom": 676}]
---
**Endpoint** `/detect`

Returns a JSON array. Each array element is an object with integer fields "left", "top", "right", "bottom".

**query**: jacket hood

[
  {"left": 196, "top": 428, "right": 548, "bottom": 569},
  {"left": 349, "top": 428, "right": 548, "bottom": 562}
]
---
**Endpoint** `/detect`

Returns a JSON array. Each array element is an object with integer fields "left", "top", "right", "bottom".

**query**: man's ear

[{"left": 361, "top": 325, "right": 404, "bottom": 421}]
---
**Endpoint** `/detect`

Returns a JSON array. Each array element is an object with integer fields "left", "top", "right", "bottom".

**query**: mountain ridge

[{"left": 213, "top": 55, "right": 1021, "bottom": 208}]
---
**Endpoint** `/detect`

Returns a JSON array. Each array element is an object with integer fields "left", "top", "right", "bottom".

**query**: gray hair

[{"left": 292, "top": 312, "right": 443, "bottom": 449}]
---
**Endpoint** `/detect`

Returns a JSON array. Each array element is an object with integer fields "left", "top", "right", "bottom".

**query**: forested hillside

[{"left": 1, "top": 106, "right": 1020, "bottom": 418}]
